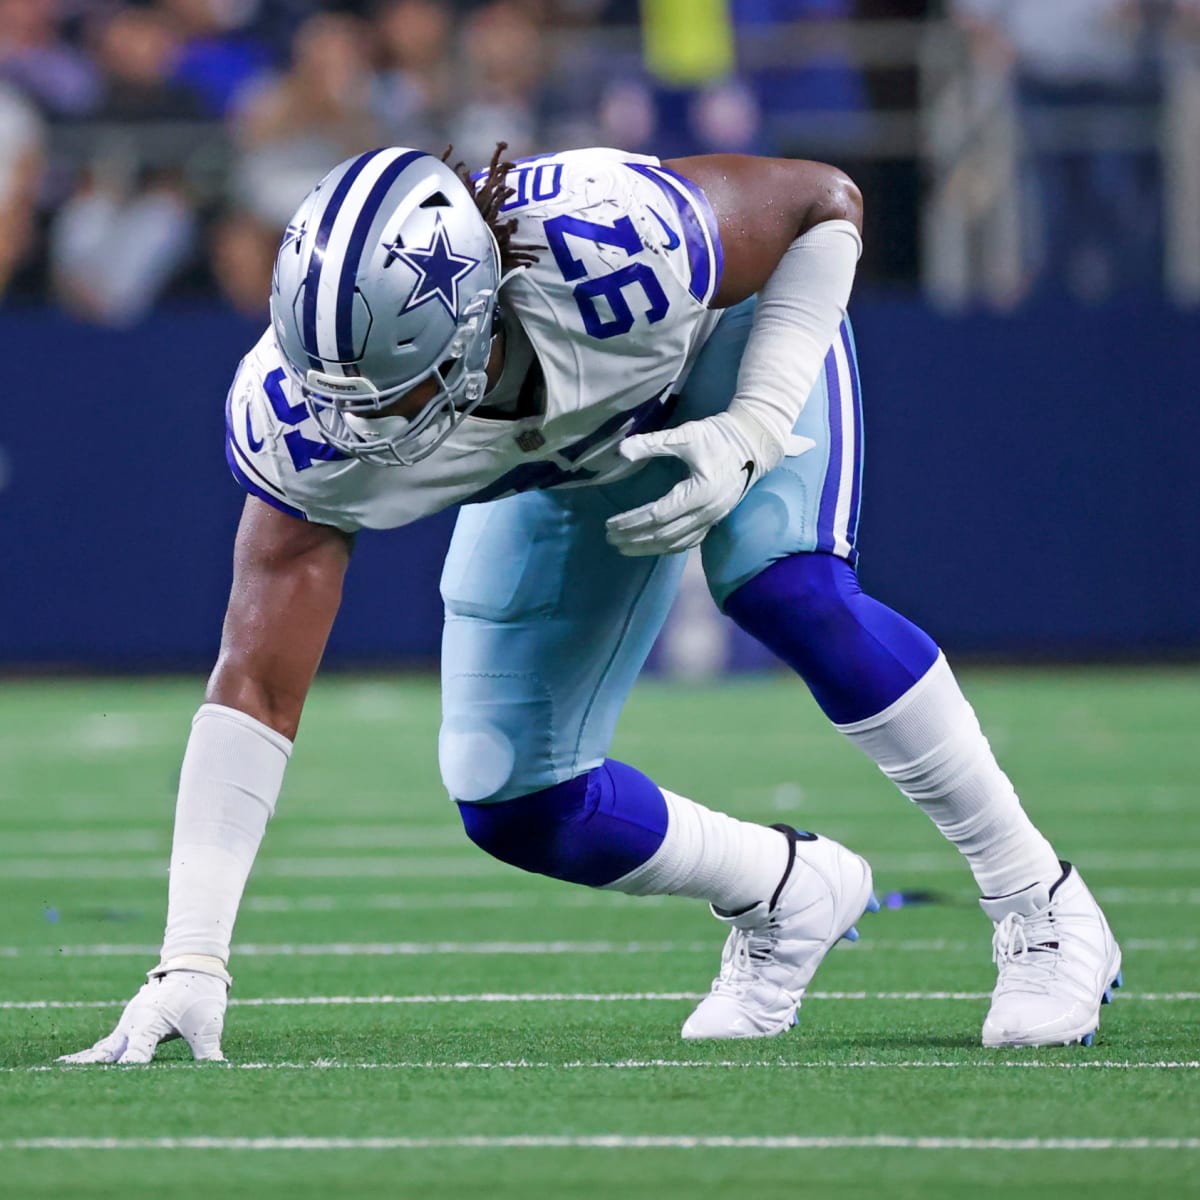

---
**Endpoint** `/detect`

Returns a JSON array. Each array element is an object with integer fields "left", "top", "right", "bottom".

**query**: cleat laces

[
  {"left": 991, "top": 910, "right": 1061, "bottom": 996},
  {"left": 712, "top": 925, "right": 780, "bottom": 997}
]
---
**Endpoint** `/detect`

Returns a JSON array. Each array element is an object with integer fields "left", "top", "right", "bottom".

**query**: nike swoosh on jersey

[
  {"left": 245, "top": 409, "right": 265, "bottom": 453},
  {"left": 648, "top": 207, "right": 681, "bottom": 251},
  {"left": 739, "top": 460, "right": 755, "bottom": 497}
]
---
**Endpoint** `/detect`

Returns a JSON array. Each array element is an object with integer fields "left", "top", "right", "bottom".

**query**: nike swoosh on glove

[
  {"left": 605, "top": 410, "right": 782, "bottom": 557},
  {"left": 57, "top": 969, "right": 228, "bottom": 1065}
]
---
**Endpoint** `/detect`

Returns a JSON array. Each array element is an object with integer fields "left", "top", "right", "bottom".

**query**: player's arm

[
  {"left": 207, "top": 496, "right": 353, "bottom": 739},
  {"left": 665, "top": 154, "right": 862, "bottom": 308},
  {"left": 58, "top": 498, "right": 351, "bottom": 1065},
  {"left": 606, "top": 155, "right": 862, "bottom": 557}
]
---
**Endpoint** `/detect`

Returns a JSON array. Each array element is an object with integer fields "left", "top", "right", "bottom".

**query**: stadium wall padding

[{"left": 2, "top": 298, "right": 1197, "bottom": 669}]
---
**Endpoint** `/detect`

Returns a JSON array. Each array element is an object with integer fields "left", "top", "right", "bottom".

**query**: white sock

[
  {"left": 835, "top": 653, "right": 1060, "bottom": 898},
  {"left": 602, "top": 789, "right": 789, "bottom": 911},
  {"left": 158, "top": 704, "right": 291, "bottom": 970}
]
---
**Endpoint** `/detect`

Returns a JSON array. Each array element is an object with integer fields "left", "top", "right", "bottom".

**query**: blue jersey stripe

[
  {"left": 225, "top": 437, "right": 308, "bottom": 521},
  {"left": 301, "top": 150, "right": 378, "bottom": 366},
  {"left": 224, "top": 379, "right": 308, "bottom": 520},
  {"left": 334, "top": 149, "right": 428, "bottom": 363},
  {"left": 625, "top": 163, "right": 722, "bottom": 305},
  {"left": 651, "top": 164, "right": 725, "bottom": 295}
]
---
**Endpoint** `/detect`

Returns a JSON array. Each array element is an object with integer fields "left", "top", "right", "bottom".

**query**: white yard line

[
  {"left": 2, "top": 857, "right": 509, "bottom": 879},
  {"left": 0, "top": 828, "right": 467, "bottom": 854},
  {"left": 7, "top": 849, "right": 1200, "bottom": 878},
  {"left": 11, "top": 1059, "right": 1200, "bottom": 1074},
  {"left": 1094, "top": 888, "right": 1200, "bottom": 905},
  {"left": 2, "top": 1136, "right": 1198, "bottom": 1152},
  {"left": 0, "top": 941, "right": 711, "bottom": 958},
  {"left": 238, "top": 888, "right": 1196, "bottom": 912},
  {"left": 241, "top": 891, "right": 579, "bottom": 913},
  {"left": 0, "top": 937, "right": 1192, "bottom": 957},
  {"left": 4, "top": 991, "right": 1197, "bottom": 1011}
]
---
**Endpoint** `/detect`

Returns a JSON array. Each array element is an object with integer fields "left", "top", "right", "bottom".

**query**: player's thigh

[
  {"left": 690, "top": 315, "right": 865, "bottom": 609},
  {"left": 439, "top": 486, "right": 685, "bottom": 803}
]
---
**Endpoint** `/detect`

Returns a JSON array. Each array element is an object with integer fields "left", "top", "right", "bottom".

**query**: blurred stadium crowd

[{"left": 0, "top": 0, "right": 1194, "bottom": 323}]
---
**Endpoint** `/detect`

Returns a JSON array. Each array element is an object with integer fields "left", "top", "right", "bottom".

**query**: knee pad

[{"left": 438, "top": 716, "right": 519, "bottom": 805}]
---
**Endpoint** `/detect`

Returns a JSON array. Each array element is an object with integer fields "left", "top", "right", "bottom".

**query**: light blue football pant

[{"left": 438, "top": 299, "right": 864, "bottom": 804}]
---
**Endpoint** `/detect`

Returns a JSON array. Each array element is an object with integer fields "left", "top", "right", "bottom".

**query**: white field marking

[
  {"left": 0, "top": 831, "right": 167, "bottom": 855},
  {"left": 1094, "top": 888, "right": 1200, "bottom": 905},
  {"left": 13, "top": 1059, "right": 1200, "bottom": 1074},
  {"left": 239, "top": 887, "right": 1200, "bottom": 914},
  {"left": 271, "top": 827, "right": 467, "bottom": 850},
  {"left": 0, "top": 827, "right": 466, "bottom": 856},
  {"left": 3, "top": 1136, "right": 1199, "bottom": 1152},
  {"left": 239, "top": 891, "right": 667, "bottom": 914},
  {"left": 1, "top": 937, "right": 1192, "bottom": 958},
  {"left": 74, "top": 714, "right": 159, "bottom": 752},
  {"left": 0, "top": 717, "right": 171, "bottom": 756},
  {"left": 5, "top": 991, "right": 1198, "bottom": 1011},
  {"left": 9, "top": 849, "right": 1200, "bottom": 879},
  {"left": 1, "top": 856, "right": 508, "bottom": 880},
  {"left": 0, "top": 941, "right": 713, "bottom": 958}
]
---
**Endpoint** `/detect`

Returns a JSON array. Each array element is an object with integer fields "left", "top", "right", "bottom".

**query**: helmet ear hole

[{"left": 420, "top": 191, "right": 451, "bottom": 208}]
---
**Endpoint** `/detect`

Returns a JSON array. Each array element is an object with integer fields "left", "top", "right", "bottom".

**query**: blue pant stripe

[
  {"left": 815, "top": 343, "right": 843, "bottom": 554},
  {"left": 841, "top": 321, "right": 864, "bottom": 562}
]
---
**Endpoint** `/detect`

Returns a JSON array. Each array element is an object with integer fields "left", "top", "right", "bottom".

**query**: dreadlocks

[{"left": 443, "top": 142, "right": 540, "bottom": 273}]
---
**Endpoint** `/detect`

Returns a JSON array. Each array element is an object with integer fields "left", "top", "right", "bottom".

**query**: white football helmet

[{"left": 270, "top": 147, "right": 503, "bottom": 466}]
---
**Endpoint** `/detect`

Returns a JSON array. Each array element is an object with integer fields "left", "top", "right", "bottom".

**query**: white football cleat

[
  {"left": 57, "top": 963, "right": 229, "bottom": 1065},
  {"left": 681, "top": 825, "right": 877, "bottom": 1040},
  {"left": 981, "top": 862, "right": 1122, "bottom": 1048}
]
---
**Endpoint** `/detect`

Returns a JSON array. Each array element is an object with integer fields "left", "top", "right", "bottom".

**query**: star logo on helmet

[{"left": 387, "top": 216, "right": 480, "bottom": 318}]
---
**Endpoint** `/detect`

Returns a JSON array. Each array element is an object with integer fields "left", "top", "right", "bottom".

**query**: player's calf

[{"left": 458, "top": 763, "right": 880, "bottom": 1040}]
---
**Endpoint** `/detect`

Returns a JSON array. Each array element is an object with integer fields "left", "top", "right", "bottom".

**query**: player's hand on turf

[
  {"left": 57, "top": 969, "right": 228, "bottom": 1065},
  {"left": 606, "top": 411, "right": 781, "bottom": 557}
]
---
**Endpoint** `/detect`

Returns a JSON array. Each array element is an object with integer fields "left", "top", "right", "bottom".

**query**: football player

[{"left": 61, "top": 144, "right": 1120, "bottom": 1063}]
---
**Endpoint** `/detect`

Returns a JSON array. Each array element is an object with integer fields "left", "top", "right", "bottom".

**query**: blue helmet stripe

[
  {"left": 334, "top": 149, "right": 429, "bottom": 364},
  {"left": 301, "top": 150, "right": 379, "bottom": 364}
]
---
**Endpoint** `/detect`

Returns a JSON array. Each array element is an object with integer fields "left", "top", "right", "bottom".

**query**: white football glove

[
  {"left": 57, "top": 966, "right": 229, "bottom": 1065},
  {"left": 605, "top": 409, "right": 783, "bottom": 557}
]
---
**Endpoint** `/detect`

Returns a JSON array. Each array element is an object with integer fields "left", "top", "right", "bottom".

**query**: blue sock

[
  {"left": 457, "top": 759, "right": 668, "bottom": 886},
  {"left": 725, "top": 553, "right": 939, "bottom": 725}
]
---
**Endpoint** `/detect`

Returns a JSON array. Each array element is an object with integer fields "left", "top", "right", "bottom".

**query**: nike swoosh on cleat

[{"left": 245, "top": 410, "right": 265, "bottom": 453}]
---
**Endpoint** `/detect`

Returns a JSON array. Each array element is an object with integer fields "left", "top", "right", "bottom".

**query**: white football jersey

[{"left": 224, "top": 149, "right": 725, "bottom": 532}]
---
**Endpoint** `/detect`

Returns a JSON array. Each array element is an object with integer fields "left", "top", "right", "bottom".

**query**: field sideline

[{"left": 1, "top": 669, "right": 1197, "bottom": 1199}]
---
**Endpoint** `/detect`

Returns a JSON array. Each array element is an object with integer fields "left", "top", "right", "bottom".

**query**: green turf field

[{"left": 1, "top": 670, "right": 1197, "bottom": 1199}]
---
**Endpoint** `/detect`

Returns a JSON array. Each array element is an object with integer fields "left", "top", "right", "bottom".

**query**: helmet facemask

[{"left": 297, "top": 284, "right": 499, "bottom": 467}]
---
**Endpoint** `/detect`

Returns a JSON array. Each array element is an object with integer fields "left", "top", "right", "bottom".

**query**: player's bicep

[
  {"left": 206, "top": 496, "right": 353, "bottom": 738},
  {"left": 662, "top": 154, "right": 862, "bottom": 308}
]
